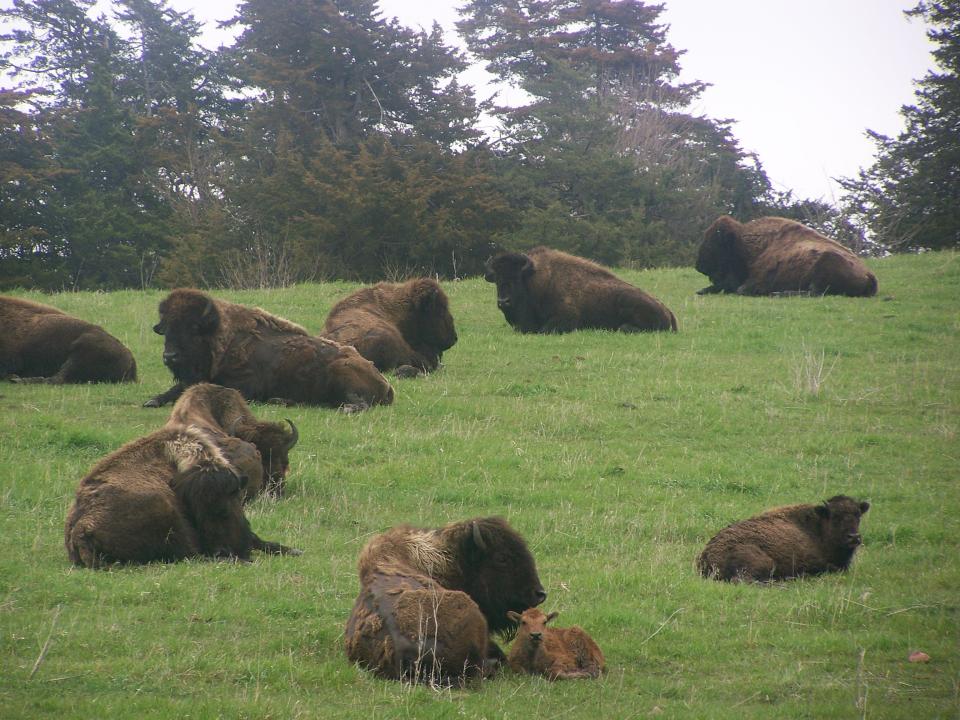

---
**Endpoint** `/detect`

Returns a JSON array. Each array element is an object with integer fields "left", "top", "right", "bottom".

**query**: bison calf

[
  {"left": 65, "top": 426, "right": 300, "bottom": 568},
  {"left": 697, "top": 495, "right": 870, "bottom": 582},
  {"left": 1, "top": 296, "right": 136, "bottom": 384},
  {"left": 696, "top": 215, "right": 878, "bottom": 297},
  {"left": 165, "top": 383, "right": 299, "bottom": 498},
  {"left": 144, "top": 288, "right": 393, "bottom": 410},
  {"left": 484, "top": 247, "right": 676, "bottom": 333},
  {"left": 507, "top": 608, "right": 605, "bottom": 680},
  {"left": 323, "top": 278, "right": 457, "bottom": 377},
  {"left": 345, "top": 517, "right": 547, "bottom": 685}
]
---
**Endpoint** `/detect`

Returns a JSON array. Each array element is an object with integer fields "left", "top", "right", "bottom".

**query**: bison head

[
  {"left": 154, "top": 289, "right": 220, "bottom": 384},
  {"left": 696, "top": 216, "right": 750, "bottom": 294},
  {"left": 815, "top": 495, "right": 870, "bottom": 559},
  {"left": 507, "top": 607, "right": 558, "bottom": 645},
  {"left": 242, "top": 418, "right": 298, "bottom": 496},
  {"left": 457, "top": 517, "right": 546, "bottom": 634},
  {"left": 484, "top": 252, "right": 539, "bottom": 331},
  {"left": 407, "top": 278, "right": 457, "bottom": 357}
]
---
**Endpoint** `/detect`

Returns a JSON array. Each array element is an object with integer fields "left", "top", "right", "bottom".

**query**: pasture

[{"left": 1, "top": 251, "right": 958, "bottom": 719}]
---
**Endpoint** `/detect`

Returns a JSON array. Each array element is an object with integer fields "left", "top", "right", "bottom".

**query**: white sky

[{"left": 40, "top": 1, "right": 942, "bottom": 203}]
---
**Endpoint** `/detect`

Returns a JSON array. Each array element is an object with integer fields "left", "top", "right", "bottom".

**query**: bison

[
  {"left": 697, "top": 495, "right": 870, "bottom": 582},
  {"left": 143, "top": 288, "right": 394, "bottom": 410},
  {"left": 0, "top": 295, "right": 136, "bottom": 384},
  {"left": 165, "top": 383, "right": 299, "bottom": 498},
  {"left": 507, "top": 608, "right": 605, "bottom": 680},
  {"left": 322, "top": 278, "right": 457, "bottom": 377},
  {"left": 65, "top": 425, "right": 300, "bottom": 568},
  {"left": 345, "top": 517, "right": 547, "bottom": 685},
  {"left": 696, "top": 215, "right": 878, "bottom": 297},
  {"left": 484, "top": 247, "right": 677, "bottom": 333}
]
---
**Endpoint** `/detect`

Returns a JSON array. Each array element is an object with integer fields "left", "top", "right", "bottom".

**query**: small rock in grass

[{"left": 908, "top": 651, "right": 931, "bottom": 663}]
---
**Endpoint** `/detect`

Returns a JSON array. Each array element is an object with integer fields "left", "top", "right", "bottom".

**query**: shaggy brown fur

[
  {"left": 0, "top": 296, "right": 136, "bottom": 383},
  {"left": 697, "top": 495, "right": 870, "bottom": 582},
  {"left": 323, "top": 278, "right": 457, "bottom": 376},
  {"left": 507, "top": 608, "right": 605, "bottom": 680},
  {"left": 696, "top": 216, "right": 878, "bottom": 296},
  {"left": 165, "top": 383, "right": 299, "bottom": 498},
  {"left": 484, "top": 247, "right": 677, "bottom": 333},
  {"left": 64, "top": 426, "right": 300, "bottom": 568},
  {"left": 143, "top": 288, "right": 394, "bottom": 409},
  {"left": 345, "top": 517, "right": 547, "bottom": 684}
]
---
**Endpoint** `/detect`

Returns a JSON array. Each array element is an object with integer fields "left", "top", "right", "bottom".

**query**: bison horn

[
  {"left": 471, "top": 520, "right": 487, "bottom": 552},
  {"left": 283, "top": 419, "right": 299, "bottom": 451},
  {"left": 226, "top": 416, "right": 243, "bottom": 436}
]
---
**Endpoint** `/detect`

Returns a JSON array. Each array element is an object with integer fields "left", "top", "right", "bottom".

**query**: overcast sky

[{"left": 125, "top": 1, "right": 937, "bottom": 202}]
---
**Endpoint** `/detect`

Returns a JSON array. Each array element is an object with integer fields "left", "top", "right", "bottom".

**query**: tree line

[{"left": 0, "top": 0, "right": 956, "bottom": 290}]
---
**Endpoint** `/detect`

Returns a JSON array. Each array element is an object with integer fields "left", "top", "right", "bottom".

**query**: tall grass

[{"left": 1, "top": 252, "right": 957, "bottom": 718}]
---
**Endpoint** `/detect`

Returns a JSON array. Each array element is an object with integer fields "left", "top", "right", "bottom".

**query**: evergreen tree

[
  {"left": 457, "top": 0, "right": 773, "bottom": 266},
  {"left": 840, "top": 1, "right": 960, "bottom": 250}
]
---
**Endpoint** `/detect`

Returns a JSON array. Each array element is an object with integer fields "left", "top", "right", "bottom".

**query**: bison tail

[
  {"left": 668, "top": 310, "right": 678, "bottom": 332},
  {"left": 863, "top": 272, "right": 878, "bottom": 297},
  {"left": 66, "top": 525, "right": 100, "bottom": 569}
]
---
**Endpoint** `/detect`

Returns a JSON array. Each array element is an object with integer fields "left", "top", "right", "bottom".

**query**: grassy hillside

[{"left": 1, "top": 252, "right": 958, "bottom": 719}]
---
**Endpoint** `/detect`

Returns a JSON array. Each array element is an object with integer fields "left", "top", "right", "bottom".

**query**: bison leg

[
  {"left": 696, "top": 284, "right": 725, "bottom": 295},
  {"left": 251, "top": 532, "right": 302, "bottom": 556},
  {"left": 144, "top": 382, "right": 187, "bottom": 408},
  {"left": 725, "top": 545, "right": 778, "bottom": 582},
  {"left": 394, "top": 364, "right": 424, "bottom": 379}
]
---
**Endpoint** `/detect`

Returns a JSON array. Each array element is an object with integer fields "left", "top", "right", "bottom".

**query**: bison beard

[
  {"left": 322, "top": 277, "right": 458, "bottom": 376},
  {"left": 144, "top": 289, "right": 393, "bottom": 410},
  {"left": 484, "top": 247, "right": 677, "bottom": 333},
  {"left": 1, "top": 296, "right": 137, "bottom": 384},
  {"left": 697, "top": 495, "right": 870, "bottom": 582},
  {"left": 165, "top": 383, "right": 299, "bottom": 499},
  {"left": 64, "top": 427, "right": 300, "bottom": 568},
  {"left": 345, "top": 517, "right": 547, "bottom": 685},
  {"left": 696, "top": 215, "right": 878, "bottom": 297}
]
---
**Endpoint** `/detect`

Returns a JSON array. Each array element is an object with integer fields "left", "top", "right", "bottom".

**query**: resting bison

[
  {"left": 144, "top": 289, "right": 394, "bottom": 410},
  {"left": 507, "top": 608, "right": 605, "bottom": 680},
  {"left": 697, "top": 495, "right": 870, "bottom": 582},
  {"left": 484, "top": 247, "right": 677, "bottom": 333},
  {"left": 322, "top": 278, "right": 457, "bottom": 377},
  {"left": 0, "top": 296, "right": 136, "bottom": 384},
  {"left": 165, "top": 383, "right": 298, "bottom": 498},
  {"left": 65, "top": 426, "right": 300, "bottom": 568},
  {"left": 696, "top": 216, "right": 878, "bottom": 296},
  {"left": 345, "top": 517, "right": 547, "bottom": 685}
]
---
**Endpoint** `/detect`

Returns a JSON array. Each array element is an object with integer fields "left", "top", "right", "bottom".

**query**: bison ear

[
  {"left": 507, "top": 611, "right": 521, "bottom": 623},
  {"left": 859, "top": 501, "right": 870, "bottom": 514},
  {"left": 815, "top": 503, "right": 831, "bottom": 519},
  {"left": 545, "top": 611, "right": 559, "bottom": 624}
]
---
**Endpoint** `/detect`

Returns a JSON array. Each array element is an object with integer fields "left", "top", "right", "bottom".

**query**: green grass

[{"left": 1, "top": 252, "right": 958, "bottom": 719}]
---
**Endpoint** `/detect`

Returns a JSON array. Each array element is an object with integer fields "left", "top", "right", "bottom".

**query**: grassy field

[{"left": 1, "top": 252, "right": 958, "bottom": 719}]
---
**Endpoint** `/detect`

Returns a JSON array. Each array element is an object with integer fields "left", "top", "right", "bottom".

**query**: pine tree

[{"left": 840, "top": 1, "right": 960, "bottom": 250}]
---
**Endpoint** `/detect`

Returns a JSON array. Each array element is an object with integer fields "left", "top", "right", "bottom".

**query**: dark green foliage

[
  {"left": 457, "top": 0, "right": 776, "bottom": 268},
  {"left": 839, "top": 1, "right": 960, "bottom": 250}
]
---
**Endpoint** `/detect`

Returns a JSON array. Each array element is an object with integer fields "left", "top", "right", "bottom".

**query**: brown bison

[
  {"left": 507, "top": 608, "right": 605, "bottom": 680},
  {"left": 165, "top": 383, "right": 299, "bottom": 498},
  {"left": 144, "top": 288, "right": 394, "bottom": 410},
  {"left": 345, "top": 517, "right": 547, "bottom": 685},
  {"left": 697, "top": 495, "right": 870, "bottom": 582},
  {"left": 484, "top": 247, "right": 677, "bottom": 333},
  {"left": 322, "top": 278, "right": 457, "bottom": 377},
  {"left": 0, "top": 296, "right": 137, "bottom": 383},
  {"left": 65, "top": 425, "right": 300, "bottom": 568},
  {"left": 696, "top": 216, "right": 878, "bottom": 296}
]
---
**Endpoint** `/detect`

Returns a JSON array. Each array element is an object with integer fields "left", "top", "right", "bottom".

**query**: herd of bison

[{"left": 1, "top": 216, "right": 877, "bottom": 685}]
